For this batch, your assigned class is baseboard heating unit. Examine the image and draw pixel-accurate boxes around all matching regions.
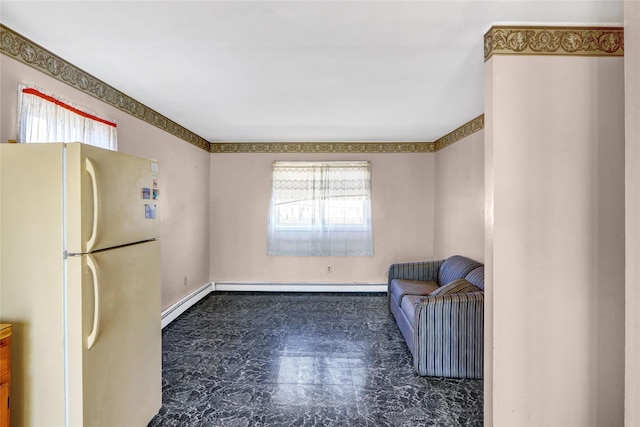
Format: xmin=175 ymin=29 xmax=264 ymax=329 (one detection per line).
xmin=161 ymin=282 xmax=214 ymax=328
xmin=161 ymin=282 xmax=387 ymax=328
xmin=213 ymin=282 xmax=387 ymax=293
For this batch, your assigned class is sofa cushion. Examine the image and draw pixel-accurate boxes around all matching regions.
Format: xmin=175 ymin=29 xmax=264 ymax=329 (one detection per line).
xmin=465 ymin=267 xmax=485 ymax=290
xmin=400 ymin=294 xmax=425 ymax=324
xmin=389 ymin=279 xmax=439 ymax=307
xmin=438 ymin=255 xmax=483 ymax=286
xmin=430 ymin=279 xmax=482 ymax=297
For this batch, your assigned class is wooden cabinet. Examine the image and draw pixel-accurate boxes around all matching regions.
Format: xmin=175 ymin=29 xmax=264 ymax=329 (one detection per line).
xmin=0 ymin=324 xmax=10 ymax=427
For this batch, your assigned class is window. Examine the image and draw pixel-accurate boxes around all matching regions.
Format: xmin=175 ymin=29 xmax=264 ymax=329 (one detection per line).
xmin=17 ymin=84 xmax=117 ymax=150
xmin=267 ymin=161 xmax=373 ymax=256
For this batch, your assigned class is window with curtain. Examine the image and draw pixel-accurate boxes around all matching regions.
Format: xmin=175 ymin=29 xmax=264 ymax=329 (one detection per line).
xmin=17 ymin=84 xmax=117 ymax=150
xmin=267 ymin=161 xmax=374 ymax=257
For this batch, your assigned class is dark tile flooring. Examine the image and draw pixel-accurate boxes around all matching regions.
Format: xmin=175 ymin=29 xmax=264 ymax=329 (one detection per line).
xmin=148 ymin=292 xmax=483 ymax=427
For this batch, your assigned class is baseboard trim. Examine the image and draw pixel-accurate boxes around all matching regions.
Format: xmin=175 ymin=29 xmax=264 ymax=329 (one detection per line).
xmin=213 ymin=282 xmax=387 ymax=293
xmin=161 ymin=282 xmax=387 ymax=328
xmin=161 ymin=282 xmax=214 ymax=329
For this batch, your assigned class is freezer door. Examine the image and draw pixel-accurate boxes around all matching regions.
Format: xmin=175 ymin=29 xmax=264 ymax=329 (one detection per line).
xmin=66 ymin=143 xmax=160 ymax=253
xmin=66 ymin=240 xmax=161 ymax=426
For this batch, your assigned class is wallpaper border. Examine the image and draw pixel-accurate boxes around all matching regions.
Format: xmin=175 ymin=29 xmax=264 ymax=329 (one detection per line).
xmin=484 ymin=25 xmax=624 ymax=61
xmin=0 ymin=24 xmax=210 ymax=151
xmin=210 ymin=115 xmax=486 ymax=154
xmin=434 ymin=115 xmax=484 ymax=151
xmin=209 ymin=141 xmax=435 ymax=154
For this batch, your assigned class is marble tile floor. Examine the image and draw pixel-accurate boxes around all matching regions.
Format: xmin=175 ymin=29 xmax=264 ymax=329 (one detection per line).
xmin=148 ymin=292 xmax=483 ymax=427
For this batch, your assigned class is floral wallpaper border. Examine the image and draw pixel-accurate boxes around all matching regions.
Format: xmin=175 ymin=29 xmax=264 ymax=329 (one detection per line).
xmin=209 ymin=141 xmax=435 ymax=154
xmin=0 ymin=24 xmax=210 ymax=151
xmin=434 ymin=115 xmax=484 ymax=151
xmin=484 ymin=26 xmax=624 ymax=61
xmin=210 ymin=115 xmax=486 ymax=154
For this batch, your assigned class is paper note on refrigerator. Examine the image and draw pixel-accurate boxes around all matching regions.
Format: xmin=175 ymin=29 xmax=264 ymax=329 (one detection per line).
xmin=145 ymin=204 xmax=156 ymax=219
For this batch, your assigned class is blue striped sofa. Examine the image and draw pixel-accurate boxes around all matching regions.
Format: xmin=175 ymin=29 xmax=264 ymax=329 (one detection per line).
xmin=388 ymin=255 xmax=484 ymax=379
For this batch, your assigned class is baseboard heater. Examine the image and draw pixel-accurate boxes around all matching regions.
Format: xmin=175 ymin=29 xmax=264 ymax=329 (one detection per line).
xmin=213 ymin=282 xmax=387 ymax=293
xmin=161 ymin=282 xmax=214 ymax=329
xmin=161 ymin=281 xmax=387 ymax=328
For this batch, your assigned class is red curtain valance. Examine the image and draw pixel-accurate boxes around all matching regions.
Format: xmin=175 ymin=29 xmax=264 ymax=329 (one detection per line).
xmin=22 ymin=87 xmax=117 ymax=128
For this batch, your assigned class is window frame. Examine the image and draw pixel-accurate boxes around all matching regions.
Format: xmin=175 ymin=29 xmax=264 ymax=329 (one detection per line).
xmin=266 ymin=160 xmax=374 ymax=257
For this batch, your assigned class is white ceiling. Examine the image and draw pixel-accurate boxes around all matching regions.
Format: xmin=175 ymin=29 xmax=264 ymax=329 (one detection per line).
xmin=0 ymin=1 xmax=623 ymax=143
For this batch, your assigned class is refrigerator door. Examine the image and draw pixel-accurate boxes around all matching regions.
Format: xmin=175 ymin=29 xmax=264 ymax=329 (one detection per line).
xmin=66 ymin=142 xmax=160 ymax=254
xmin=66 ymin=240 xmax=161 ymax=426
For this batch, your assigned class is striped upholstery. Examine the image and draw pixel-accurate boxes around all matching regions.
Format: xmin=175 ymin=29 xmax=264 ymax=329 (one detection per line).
xmin=389 ymin=291 xmax=416 ymax=355
xmin=389 ymin=279 xmax=439 ymax=307
xmin=400 ymin=294 xmax=426 ymax=325
xmin=465 ymin=267 xmax=485 ymax=290
xmin=388 ymin=255 xmax=484 ymax=379
xmin=429 ymin=279 xmax=481 ymax=297
xmin=438 ymin=255 xmax=482 ymax=287
xmin=413 ymin=292 xmax=484 ymax=379
xmin=388 ymin=260 xmax=444 ymax=283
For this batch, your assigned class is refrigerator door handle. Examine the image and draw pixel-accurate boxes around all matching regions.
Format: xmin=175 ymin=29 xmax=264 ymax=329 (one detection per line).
xmin=86 ymin=158 xmax=99 ymax=252
xmin=86 ymin=254 xmax=100 ymax=350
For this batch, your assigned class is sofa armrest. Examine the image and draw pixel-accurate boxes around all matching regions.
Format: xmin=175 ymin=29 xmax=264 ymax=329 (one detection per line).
xmin=388 ymin=260 xmax=444 ymax=285
xmin=413 ymin=292 xmax=483 ymax=379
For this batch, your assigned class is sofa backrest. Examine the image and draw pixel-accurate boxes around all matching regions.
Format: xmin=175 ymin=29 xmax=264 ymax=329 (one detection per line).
xmin=465 ymin=267 xmax=485 ymax=290
xmin=438 ymin=255 xmax=483 ymax=286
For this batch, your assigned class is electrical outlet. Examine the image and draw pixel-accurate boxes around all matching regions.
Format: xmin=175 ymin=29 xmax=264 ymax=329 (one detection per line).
xmin=183 ymin=276 xmax=188 ymax=287
xmin=327 ymin=266 xmax=331 ymax=272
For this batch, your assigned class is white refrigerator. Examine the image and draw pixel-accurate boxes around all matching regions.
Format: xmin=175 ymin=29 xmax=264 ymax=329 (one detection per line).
xmin=0 ymin=142 xmax=162 ymax=426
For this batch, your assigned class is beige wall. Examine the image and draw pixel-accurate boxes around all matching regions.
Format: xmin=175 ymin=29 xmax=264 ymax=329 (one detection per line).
xmin=0 ymin=56 xmax=211 ymax=310
xmin=626 ymin=1 xmax=640 ymax=425
xmin=210 ymin=152 xmax=435 ymax=284
xmin=486 ymin=54 xmax=625 ymax=425
xmin=483 ymin=57 xmax=495 ymax=426
xmin=434 ymin=130 xmax=484 ymax=262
